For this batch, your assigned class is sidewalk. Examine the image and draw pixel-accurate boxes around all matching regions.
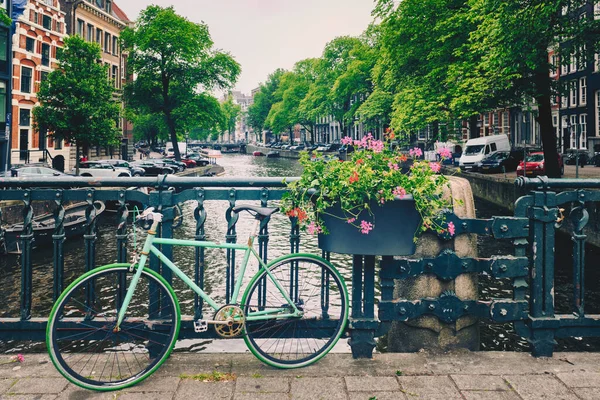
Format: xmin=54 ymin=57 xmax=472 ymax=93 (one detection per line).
xmin=1 ymin=351 xmax=600 ymax=399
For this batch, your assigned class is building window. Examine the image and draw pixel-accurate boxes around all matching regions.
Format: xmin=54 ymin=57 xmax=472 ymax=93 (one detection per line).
xmin=77 ymin=19 xmax=84 ymax=36
xmin=570 ymin=80 xmax=578 ymax=107
xmin=31 ymin=11 xmax=38 ymax=24
xmin=112 ymin=36 xmax=118 ymax=55
xmin=595 ymin=3 xmax=600 ymax=20
xmin=570 ymin=51 xmax=577 ymax=73
xmin=43 ymin=0 xmax=53 ymax=6
xmin=0 ymin=82 xmax=6 ymax=125
xmin=42 ymin=15 xmax=52 ymax=30
xmin=106 ymin=0 xmax=112 ymax=13
xmin=96 ymin=28 xmax=102 ymax=45
xmin=41 ymin=71 xmax=49 ymax=83
xmin=561 ymin=54 xmax=569 ymax=75
xmin=104 ymin=32 xmax=110 ymax=52
xmin=550 ymin=54 xmax=558 ymax=76
xmin=112 ymin=65 xmax=118 ymax=87
xmin=21 ymin=66 xmax=32 ymax=93
xmin=95 ymin=0 xmax=104 ymax=9
xmin=41 ymin=43 xmax=50 ymax=66
xmin=580 ymin=77 xmax=587 ymax=105
xmin=56 ymin=21 xmax=62 ymax=34
xmin=25 ymin=37 xmax=35 ymax=52
xmin=19 ymin=109 xmax=31 ymax=126
xmin=580 ymin=114 xmax=587 ymax=149
xmin=87 ymin=24 xmax=94 ymax=42
xmin=54 ymin=138 xmax=62 ymax=150
xmin=570 ymin=114 xmax=578 ymax=149
xmin=595 ymin=53 xmax=599 ymax=72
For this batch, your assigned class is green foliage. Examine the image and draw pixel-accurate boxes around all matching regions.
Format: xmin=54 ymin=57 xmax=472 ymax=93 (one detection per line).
xmin=122 ymin=5 xmax=239 ymax=159
xmin=128 ymin=112 xmax=168 ymax=145
xmin=33 ymin=36 xmax=121 ymax=152
xmin=220 ymin=95 xmax=241 ymax=140
xmin=247 ymin=69 xmax=285 ymax=135
xmin=0 ymin=9 xmax=11 ymax=26
xmin=282 ymin=134 xmax=451 ymax=239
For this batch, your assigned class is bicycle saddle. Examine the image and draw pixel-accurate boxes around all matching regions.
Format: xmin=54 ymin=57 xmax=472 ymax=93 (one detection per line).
xmin=233 ymin=205 xmax=279 ymax=218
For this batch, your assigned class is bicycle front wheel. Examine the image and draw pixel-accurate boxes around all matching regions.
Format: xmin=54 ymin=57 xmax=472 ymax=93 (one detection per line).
xmin=46 ymin=264 xmax=180 ymax=391
xmin=242 ymin=254 xmax=349 ymax=368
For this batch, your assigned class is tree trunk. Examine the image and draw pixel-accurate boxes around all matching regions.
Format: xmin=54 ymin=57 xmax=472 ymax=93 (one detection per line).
xmin=469 ymin=115 xmax=479 ymax=139
xmin=534 ymin=68 xmax=560 ymax=178
xmin=165 ymin=110 xmax=181 ymax=160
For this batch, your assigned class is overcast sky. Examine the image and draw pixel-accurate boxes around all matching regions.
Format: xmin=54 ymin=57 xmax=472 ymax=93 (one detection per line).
xmin=117 ymin=1 xmax=376 ymax=94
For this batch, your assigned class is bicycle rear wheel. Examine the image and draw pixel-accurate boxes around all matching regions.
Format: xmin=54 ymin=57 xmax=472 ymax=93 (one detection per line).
xmin=242 ymin=254 xmax=349 ymax=368
xmin=46 ymin=264 xmax=180 ymax=391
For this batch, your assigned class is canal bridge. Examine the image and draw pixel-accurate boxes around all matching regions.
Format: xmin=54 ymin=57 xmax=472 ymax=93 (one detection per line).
xmin=0 ymin=174 xmax=599 ymax=358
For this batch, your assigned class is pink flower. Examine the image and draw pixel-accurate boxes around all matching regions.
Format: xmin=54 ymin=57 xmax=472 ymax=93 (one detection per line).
xmin=388 ymin=162 xmax=399 ymax=171
xmin=360 ymin=220 xmax=374 ymax=235
xmin=447 ymin=221 xmax=456 ymax=236
xmin=368 ymin=140 xmax=385 ymax=153
xmin=17 ymin=354 xmax=24 ymax=363
xmin=307 ymin=221 xmax=322 ymax=235
xmin=409 ymin=147 xmax=423 ymax=158
xmin=341 ymin=136 xmax=353 ymax=145
xmin=393 ymin=186 xmax=406 ymax=198
xmin=380 ymin=198 xmax=385 ymax=204
xmin=347 ymin=217 xmax=356 ymax=224
xmin=437 ymin=147 xmax=452 ymax=159
xmin=430 ymin=162 xmax=441 ymax=173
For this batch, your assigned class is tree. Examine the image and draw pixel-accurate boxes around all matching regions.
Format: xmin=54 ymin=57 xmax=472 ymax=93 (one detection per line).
xmin=128 ymin=112 xmax=168 ymax=146
xmin=247 ymin=69 xmax=285 ymax=137
xmin=122 ymin=6 xmax=240 ymax=160
xmin=33 ymin=35 xmax=121 ymax=174
xmin=220 ymin=95 xmax=241 ymax=142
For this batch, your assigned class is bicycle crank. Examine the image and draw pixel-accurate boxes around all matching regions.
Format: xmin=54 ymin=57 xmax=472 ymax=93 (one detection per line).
xmin=213 ymin=305 xmax=245 ymax=338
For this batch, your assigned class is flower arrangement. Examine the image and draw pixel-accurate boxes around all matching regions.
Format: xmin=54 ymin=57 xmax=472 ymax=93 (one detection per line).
xmin=282 ymin=131 xmax=455 ymax=241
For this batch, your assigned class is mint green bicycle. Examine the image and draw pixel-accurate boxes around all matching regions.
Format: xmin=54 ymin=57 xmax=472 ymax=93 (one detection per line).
xmin=46 ymin=205 xmax=349 ymax=391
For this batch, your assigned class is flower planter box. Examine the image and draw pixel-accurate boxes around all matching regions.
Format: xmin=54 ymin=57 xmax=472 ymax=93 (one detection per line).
xmin=317 ymin=196 xmax=421 ymax=256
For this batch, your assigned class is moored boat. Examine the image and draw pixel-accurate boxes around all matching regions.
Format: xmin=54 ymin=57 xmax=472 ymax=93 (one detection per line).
xmin=266 ymin=151 xmax=280 ymax=158
xmin=253 ymin=151 xmax=265 ymax=156
xmin=0 ymin=202 xmax=105 ymax=254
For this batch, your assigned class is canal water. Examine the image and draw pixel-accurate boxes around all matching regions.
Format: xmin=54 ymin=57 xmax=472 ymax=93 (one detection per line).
xmin=1 ymin=154 xmax=599 ymax=353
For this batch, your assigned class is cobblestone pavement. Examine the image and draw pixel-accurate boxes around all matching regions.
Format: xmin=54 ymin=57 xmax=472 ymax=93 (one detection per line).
xmin=2 ymin=351 xmax=600 ymax=399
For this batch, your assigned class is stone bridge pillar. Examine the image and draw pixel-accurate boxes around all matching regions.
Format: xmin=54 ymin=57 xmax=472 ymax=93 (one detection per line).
xmin=386 ymin=176 xmax=479 ymax=352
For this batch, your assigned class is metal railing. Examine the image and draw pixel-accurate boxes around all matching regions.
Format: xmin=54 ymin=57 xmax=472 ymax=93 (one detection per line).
xmin=0 ymin=175 xmax=598 ymax=358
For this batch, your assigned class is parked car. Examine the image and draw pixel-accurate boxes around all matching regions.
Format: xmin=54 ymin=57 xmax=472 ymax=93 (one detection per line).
xmin=516 ymin=152 xmax=564 ymax=177
xmin=130 ymin=161 xmax=175 ymax=176
xmin=563 ymin=149 xmax=589 ymax=166
xmin=98 ymin=159 xmax=145 ymax=177
xmin=179 ymin=158 xmax=197 ymax=168
xmin=459 ymin=135 xmax=511 ymax=171
xmin=186 ymin=153 xmax=211 ymax=167
xmin=73 ymin=161 xmax=132 ymax=177
xmin=2 ymin=164 xmax=68 ymax=178
xmin=305 ymin=143 xmax=319 ymax=152
xmin=476 ymin=151 xmax=520 ymax=173
xmin=159 ymin=158 xmax=187 ymax=172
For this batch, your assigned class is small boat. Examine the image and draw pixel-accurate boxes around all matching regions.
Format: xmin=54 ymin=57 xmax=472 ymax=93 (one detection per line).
xmin=253 ymin=151 xmax=265 ymax=157
xmin=200 ymin=148 xmax=223 ymax=159
xmin=266 ymin=151 xmax=280 ymax=158
xmin=0 ymin=202 xmax=106 ymax=254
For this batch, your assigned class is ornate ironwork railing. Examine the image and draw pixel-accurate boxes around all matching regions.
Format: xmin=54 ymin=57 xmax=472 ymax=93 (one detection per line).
xmin=0 ymin=175 xmax=598 ymax=358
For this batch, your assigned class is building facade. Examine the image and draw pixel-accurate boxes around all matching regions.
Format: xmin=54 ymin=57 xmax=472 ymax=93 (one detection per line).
xmin=10 ymin=0 xmax=66 ymax=168
xmin=0 ymin=0 xmax=12 ymax=173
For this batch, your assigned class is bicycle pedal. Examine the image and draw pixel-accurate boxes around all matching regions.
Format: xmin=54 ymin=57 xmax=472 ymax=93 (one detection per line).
xmin=194 ymin=320 xmax=208 ymax=333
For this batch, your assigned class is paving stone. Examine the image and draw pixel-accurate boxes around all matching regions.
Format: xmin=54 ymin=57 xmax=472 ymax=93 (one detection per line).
xmin=461 ymin=391 xmax=522 ymax=400
xmin=291 ymin=377 xmax=347 ymax=400
xmin=504 ymin=374 xmax=579 ymax=400
xmin=0 ymin=395 xmax=58 ymax=400
xmin=123 ymin=376 xmax=180 ymax=392
xmin=54 ymin=385 xmax=118 ymax=400
xmin=556 ymin=372 xmax=600 ymax=388
xmin=0 ymin=360 xmax=61 ymax=379
xmin=174 ymin=381 xmax=234 ymax=400
xmin=451 ymin=375 xmax=511 ymax=391
xmin=397 ymin=376 xmax=462 ymax=400
xmin=348 ymin=392 xmax=408 ymax=400
xmin=344 ymin=376 xmax=400 ymax=392
xmin=234 ymin=393 xmax=290 ymax=400
xmin=8 ymin=378 xmax=68 ymax=394
xmin=0 ymin=379 xmax=15 ymax=394
xmin=572 ymin=388 xmax=600 ymax=400
xmin=235 ymin=377 xmax=289 ymax=393
xmin=119 ymin=393 xmax=175 ymax=400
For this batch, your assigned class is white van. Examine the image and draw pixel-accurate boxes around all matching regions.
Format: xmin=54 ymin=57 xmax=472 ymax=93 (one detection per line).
xmin=459 ymin=135 xmax=510 ymax=171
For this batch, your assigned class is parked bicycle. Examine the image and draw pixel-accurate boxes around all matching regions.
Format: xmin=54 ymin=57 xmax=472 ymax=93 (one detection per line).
xmin=46 ymin=205 xmax=349 ymax=391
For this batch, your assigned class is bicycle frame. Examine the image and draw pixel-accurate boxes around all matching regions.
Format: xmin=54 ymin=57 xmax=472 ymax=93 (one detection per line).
xmin=116 ymin=216 xmax=302 ymax=328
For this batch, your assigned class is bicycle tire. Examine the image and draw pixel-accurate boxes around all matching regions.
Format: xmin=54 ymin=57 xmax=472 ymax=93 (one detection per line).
xmin=241 ymin=254 xmax=349 ymax=368
xmin=46 ymin=264 xmax=180 ymax=391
